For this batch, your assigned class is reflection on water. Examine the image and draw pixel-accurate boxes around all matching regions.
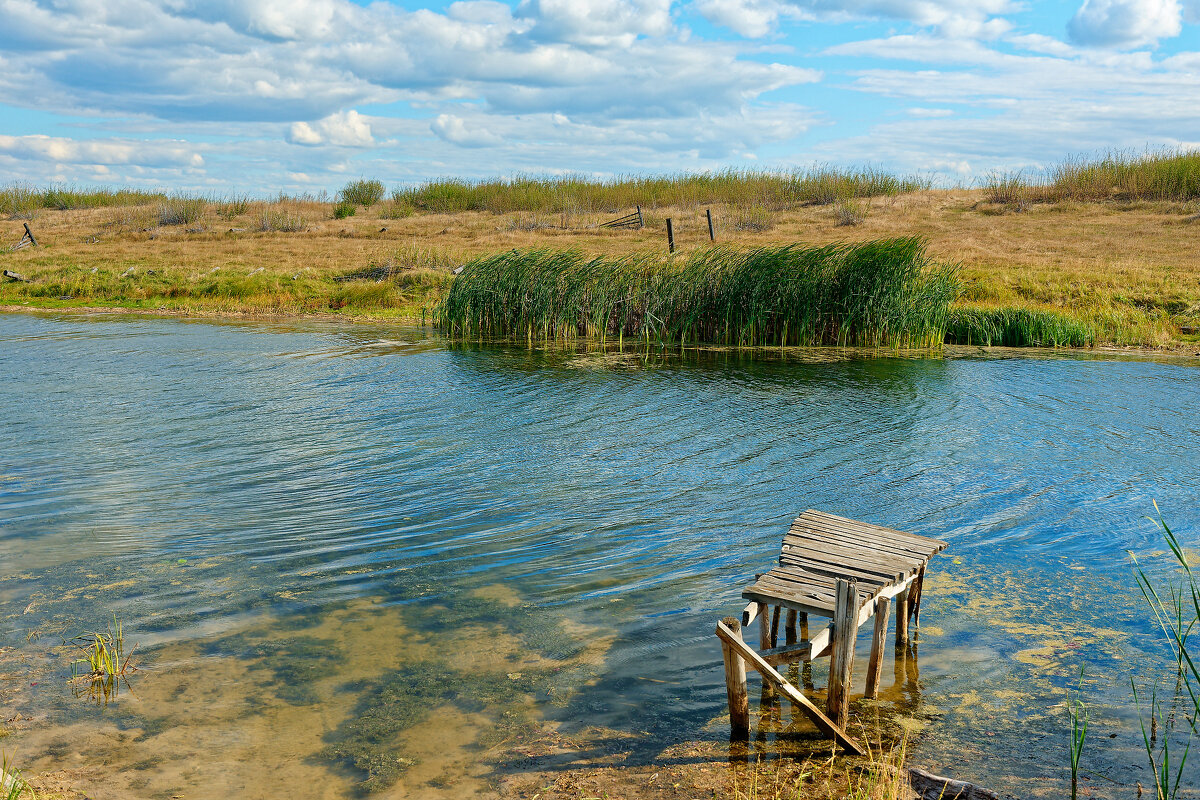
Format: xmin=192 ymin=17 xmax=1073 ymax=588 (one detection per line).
xmin=2 ymin=312 xmax=1200 ymax=798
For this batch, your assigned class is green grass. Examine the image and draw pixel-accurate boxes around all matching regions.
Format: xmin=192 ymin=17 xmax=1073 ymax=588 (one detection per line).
xmin=437 ymin=239 xmax=960 ymax=348
xmin=340 ymin=179 xmax=385 ymax=207
xmin=945 ymin=306 xmax=1095 ymax=347
xmin=397 ymin=167 xmax=930 ymax=215
xmin=156 ymin=197 xmax=206 ymax=226
xmin=979 ymin=150 xmax=1200 ymax=206
xmin=1 ymin=752 xmax=34 ymax=800
xmin=1 ymin=183 xmax=169 ymax=215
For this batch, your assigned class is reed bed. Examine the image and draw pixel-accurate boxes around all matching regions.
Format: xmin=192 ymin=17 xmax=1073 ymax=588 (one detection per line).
xmin=397 ymin=167 xmax=929 ymax=215
xmin=1 ymin=183 xmax=169 ymax=215
xmin=945 ymin=307 xmax=1095 ymax=347
xmin=436 ymin=239 xmax=959 ymax=348
xmin=981 ymin=149 xmax=1200 ymax=206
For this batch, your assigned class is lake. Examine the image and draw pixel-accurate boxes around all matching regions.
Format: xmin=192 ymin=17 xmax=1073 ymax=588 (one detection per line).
xmin=2 ymin=311 xmax=1199 ymax=798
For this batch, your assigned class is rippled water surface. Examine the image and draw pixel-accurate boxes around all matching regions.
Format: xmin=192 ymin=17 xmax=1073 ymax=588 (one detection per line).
xmin=3 ymin=312 xmax=1200 ymax=798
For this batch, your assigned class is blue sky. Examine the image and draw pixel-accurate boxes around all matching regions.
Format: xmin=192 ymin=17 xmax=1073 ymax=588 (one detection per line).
xmin=1 ymin=0 xmax=1198 ymax=193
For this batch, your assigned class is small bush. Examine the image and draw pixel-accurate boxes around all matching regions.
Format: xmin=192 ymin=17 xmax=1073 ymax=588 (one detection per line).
xmin=340 ymin=179 xmax=385 ymax=207
xmin=833 ymin=198 xmax=869 ymax=226
xmin=259 ymin=210 xmax=308 ymax=232
xmin=333 ymin=201 xmax=357 ymax=220
xmin=157 ymin=197 xmax=206 ymax=226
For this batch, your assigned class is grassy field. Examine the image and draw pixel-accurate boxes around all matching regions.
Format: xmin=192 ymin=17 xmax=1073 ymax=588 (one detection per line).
xmin=3 ymin=168 xmax=1200 ymax=349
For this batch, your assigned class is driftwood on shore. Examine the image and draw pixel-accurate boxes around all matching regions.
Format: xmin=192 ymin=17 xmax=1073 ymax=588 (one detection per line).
xmin=909 ymin=767 xmax=1003 ymax=800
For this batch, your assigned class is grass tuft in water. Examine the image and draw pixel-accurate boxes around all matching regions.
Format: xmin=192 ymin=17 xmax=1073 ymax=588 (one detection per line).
xmin=1 ymin=752 xmax=35 ymax=800
xmin=437 ymin=240 xmax=959 ymax=349
xmin=68 ymin=615 xmax=138 ymax=705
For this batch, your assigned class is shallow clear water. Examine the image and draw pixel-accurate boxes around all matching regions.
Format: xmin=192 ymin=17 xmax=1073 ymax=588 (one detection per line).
xmin=2 ymin=312 xmax=1199 ymax=798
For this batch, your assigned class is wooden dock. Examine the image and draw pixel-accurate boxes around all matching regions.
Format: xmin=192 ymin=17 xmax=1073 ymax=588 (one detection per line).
xmin=716 ymin=509 xmax=946 ymax=754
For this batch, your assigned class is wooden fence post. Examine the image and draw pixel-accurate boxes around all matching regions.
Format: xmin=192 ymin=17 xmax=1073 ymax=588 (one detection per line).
xmin=827 ymin=578 xmax=857 ymax=726
xmin=706 ymin=208 xmax=715 ymax=241
xmin=636 ymin=205 xmax=644 ymax=228
xmin=666 ymin=218 xmax=675 ymax=253
xmin=720 ymin=616 xmax=750 ymax=739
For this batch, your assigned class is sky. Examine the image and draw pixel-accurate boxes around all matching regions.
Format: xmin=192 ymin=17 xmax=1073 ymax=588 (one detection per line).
xmin=1 ymin=0 xmax=1198 ymax=194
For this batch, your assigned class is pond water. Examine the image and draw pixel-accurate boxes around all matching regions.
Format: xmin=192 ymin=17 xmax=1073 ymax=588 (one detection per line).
xmin=2 ymin=311 xmax=1199 ymax=799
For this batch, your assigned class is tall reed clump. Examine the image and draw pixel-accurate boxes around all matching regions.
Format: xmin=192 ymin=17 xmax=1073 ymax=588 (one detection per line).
xmin=156 ymin=197 xmax=206 ymax=226
xmin=340 ymin=179 xmax=386 ymax=207
xmin=397 ymin=167 xmax=929 ymax=214
xmin=436 ymin=239 xmax=959 ymax=348
xmin=1051 ymin=149 xmax=1200 ymax=202
xmin=944 ymin=307 xmax=1095 ymax=347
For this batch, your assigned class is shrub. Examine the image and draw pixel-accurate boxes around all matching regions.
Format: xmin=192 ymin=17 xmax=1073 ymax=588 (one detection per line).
xmin=333 ymin=201 xmax=357 ymax=220
xmin=340 ymin=179 xmax=386 ymax=207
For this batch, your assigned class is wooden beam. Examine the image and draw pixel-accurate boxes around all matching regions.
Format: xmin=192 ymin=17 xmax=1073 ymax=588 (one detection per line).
xmin=865 ymin=595 xmax=890 ymax=699
xmin=827 ymin=578 xmax=857 ymax=725
xmin=741 ymin=601 xmax=759 ymax=627
xmin=23 ymin=223 xmax=37 ymax=247
xmin=715 ymin=620 xmax=864 ymax=756
xmin=719 ymin=616 xmax=750 ymax=739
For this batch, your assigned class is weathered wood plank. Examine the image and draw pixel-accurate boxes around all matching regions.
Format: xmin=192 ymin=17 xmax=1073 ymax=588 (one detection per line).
xmin=789 ymin=518 xmax=939 ymax=559
xmin=792 ymin=514 xmax=945 ymax=554
xmin=865 ymin=595 xmax=890 ymax=699
xmin=827 ymin=578 xmax=857 ymax=725
xmin=715 ymin=620 xmax=865 ymax=755
xmin=801 ymin=509 xmax=947 ymax=549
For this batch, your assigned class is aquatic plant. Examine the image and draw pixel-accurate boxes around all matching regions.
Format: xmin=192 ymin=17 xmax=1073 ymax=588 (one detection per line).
xmin=1066 ymin=669 xmax=1088 ymax=800
xmin=944 ymin=306 xmax=1095 ymax=347
xmin=68 ymin=615 xmax=137 ymax=704
xmin=1 ymin=753 xmax=35 ymax=800
xmin=1129 ymin=507 xmax=1198 ymax=800
xmin=437 ymin=240 xmax=960 ymax=349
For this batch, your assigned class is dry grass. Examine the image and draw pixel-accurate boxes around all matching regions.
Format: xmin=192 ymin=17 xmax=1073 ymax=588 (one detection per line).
xmin=1 ymin=190 xmax=1198 ymax=346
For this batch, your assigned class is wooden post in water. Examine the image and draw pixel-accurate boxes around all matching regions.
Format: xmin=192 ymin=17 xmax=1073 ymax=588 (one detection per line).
xmin=784 ymin=609 xmax=797 ymax=645
xmin=757 ymin=602 xmax=775 ymax=698
xmin=720 ymin=616 xmax=750 ymax=739
xmin=895 ymin=586 xmax=910 ymax=647
xmin=769 ymin=606 xmax=780 ymax=648
xmin=706 ymin=208 xmax=715 ymax=241
xmin=827 ymin=578 xmax=857 ymax=725
xmin=865 ymin=595 xmax=890 ymax=699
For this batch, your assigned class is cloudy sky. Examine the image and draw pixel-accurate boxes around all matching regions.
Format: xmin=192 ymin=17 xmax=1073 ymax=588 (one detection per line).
xmin=1 ymin=0 xmax=1198 ymax=193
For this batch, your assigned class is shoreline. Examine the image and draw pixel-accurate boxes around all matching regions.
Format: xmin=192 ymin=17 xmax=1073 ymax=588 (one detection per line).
xmin=5 ymin=303 xmax=1200 ymax=362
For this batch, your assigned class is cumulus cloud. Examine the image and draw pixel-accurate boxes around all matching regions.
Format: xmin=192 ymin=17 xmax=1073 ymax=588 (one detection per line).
xmin=696 ymin=0 xmax=1018 ymax=38
xmin=1068 ymin=0 xmax=1183 ymax=48
xmin=288 ymin=111 xmax=374 ymax=147
xmin=431 ymin=114 xmax=504 ymax=147
xmin=517 ymin=0 xmax=672 ymax=45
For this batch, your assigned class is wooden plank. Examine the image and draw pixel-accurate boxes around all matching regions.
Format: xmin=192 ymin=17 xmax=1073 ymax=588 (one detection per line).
xmin=802 ymin=510 xmax=947 ymax=550
xmin=793 ymin=512 xmax=945 ymax=554
xmin=782 ymin=530 xmax=922 ymax=568
xmin=3 ymin=269 xmax=28 ymax=282
xmin=790 ymin=517 xmax=940 ymax=558
xmin=781 ymin=541 xmax=916 ymax=578
xmin=865 ymin=595 xmax=890 ymax=699
xmin=715 ymin=620 xmax=865 ymax=755
xmin=760 ymin=639 xmax=812 ymax=665
xmin=827 ymin=578 xmax=857 ymax=725
xmin=720 ymin=616 xmax=750 ymax=739
xmin=807 ymin=572 xmax=917 ymax=659
xmin=741 ymin=601 xmax=759 ymax=627
xmin=779 ymin=552 xmax=904 ymax=584
xmin=784 ymin=526 xmax=933 ymax=563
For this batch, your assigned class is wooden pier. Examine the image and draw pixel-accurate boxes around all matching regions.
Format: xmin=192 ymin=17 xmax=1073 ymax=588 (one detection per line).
xmin=717 ymin=509 xmax=946 ymax=754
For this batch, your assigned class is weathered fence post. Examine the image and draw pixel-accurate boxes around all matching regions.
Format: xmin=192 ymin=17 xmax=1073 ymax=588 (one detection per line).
xmin=23 ymin=223 xmax=37 ymax=247
xmin=666 ymin=218 xmax=675 ymax=253
xmin=896 ymin=586 xmax=910 ymax=647
xmin=827 ymin=578 xmax=857 ymax=725
xmin=636 ymin=205 xmax=644 ymax=228
xmin=720 ymin=616 xmax=750 ymax=739
xmin=706 ymin=208 xmax=715 ymax=241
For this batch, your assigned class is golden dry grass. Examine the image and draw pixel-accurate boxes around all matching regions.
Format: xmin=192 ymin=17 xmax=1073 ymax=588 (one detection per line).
xmin=2 ymin=191 xmax=1198 ymax=347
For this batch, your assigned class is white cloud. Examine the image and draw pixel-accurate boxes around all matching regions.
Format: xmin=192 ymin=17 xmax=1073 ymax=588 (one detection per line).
xmin=288 ymin=111 xmax=374 ymax=147
xmin=430 ymin=114 xmax=504 ymax=147
xmin=1068 ymin=0 xmax=1182 ymax=48
xmin=517 ymin=0 xmax=672 ymax=45
xmin=696 ymin=0 xmax=1018 ymax=38
xmin=0 ymin=134 xmax=203 ymax=168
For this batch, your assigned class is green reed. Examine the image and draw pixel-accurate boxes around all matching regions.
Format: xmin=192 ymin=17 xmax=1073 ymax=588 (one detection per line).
xmin=397 ymin=167 xmax=929 ymax=215
xmin=436 ymin=239 xmax=959 ymax=348
xmin=945 ymin=307 xmax=1095 ymax=347
xmin=1 ymin=752 xmax=35 ymax=800
xmin=1066 ymin=668 xmax=1088 ymax=800
xmin=1051 ymin=149 xmax=1200 ymax=202
xmin=68 ymin=615 xmax=137 ymax=705
xmin=1129 ymin=507 xmax=1198 ymax=800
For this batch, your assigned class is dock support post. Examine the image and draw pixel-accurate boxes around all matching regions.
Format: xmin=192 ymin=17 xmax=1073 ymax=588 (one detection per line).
xmin=865 ymin=595 xmax=890 ymax=699
xmin=827 ymin=578 xmax=857 ymax=726
xmin=720 ymin=616 xmax=750 ymax=740
xmin=895 ymin=586 xmax=910 ymax=647
xmin=769 ymin=606 xmax=780 ymax=648
xmin=757 ymin=603 xmax=775 ymax=697
xmin=784 ymin=609 xmax=797 ymax=645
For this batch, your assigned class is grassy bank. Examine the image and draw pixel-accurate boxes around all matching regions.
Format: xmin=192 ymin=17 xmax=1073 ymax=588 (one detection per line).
xmin=438 ymin=240 xmax=958 ymax=348
xmin=984 ymin=148 xmax=1200 ymax=206
xmin=2 ymin=171 xmax=1199 ymax=348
